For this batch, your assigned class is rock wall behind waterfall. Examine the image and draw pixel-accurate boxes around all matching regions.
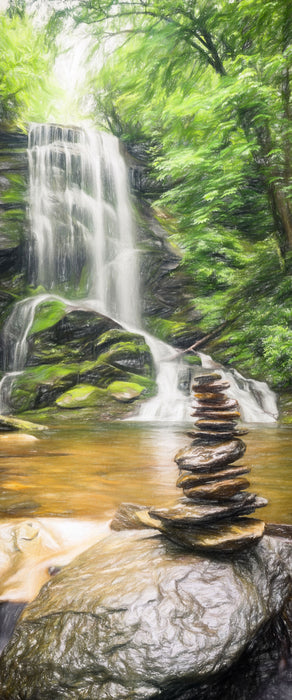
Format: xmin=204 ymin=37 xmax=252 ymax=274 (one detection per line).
xmin=0 ymin=131 xmax=28 ymax=336
xmin=125 ymin=143 xmax=202 ymax=350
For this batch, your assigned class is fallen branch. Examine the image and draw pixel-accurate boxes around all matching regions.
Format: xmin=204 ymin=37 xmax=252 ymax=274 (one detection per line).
xmin=165 ymin=322 xmax=228 ymax=362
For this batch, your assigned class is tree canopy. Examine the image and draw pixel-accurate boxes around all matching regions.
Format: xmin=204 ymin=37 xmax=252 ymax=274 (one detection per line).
xmin=0 ymin=5 xmax=60 ymax=129
xmin=0 ymin=0 xmax=291 ymax=388
xmin=72 ymin=0 xmax=292 ymax=386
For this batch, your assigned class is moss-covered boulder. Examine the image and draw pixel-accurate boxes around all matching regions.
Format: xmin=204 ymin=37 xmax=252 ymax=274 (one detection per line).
xmin=26 ymin=304 xmax=122 ymax=366
xmin=107 ymin=381 xmax=145 ymax=402
xmin=8 ymin=299 xmax=156 ymax=414
xmin=56 ymin=384 xmax=107 ymax=409
xmin=9 ymin=363 xmax=79 ymax=412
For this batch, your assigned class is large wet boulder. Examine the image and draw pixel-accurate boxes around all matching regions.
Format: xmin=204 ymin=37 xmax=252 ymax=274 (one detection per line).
xmin=0 ymin=529 xmax=291 ymax=700
xmin=8 ymin=301 xmax=155 ymax=413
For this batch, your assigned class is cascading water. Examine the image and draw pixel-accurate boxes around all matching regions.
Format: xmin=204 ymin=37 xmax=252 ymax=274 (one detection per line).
xmin=137 ymin=335 xmax=189 ymax=422
xmin=27 ymin=123 xmax=140 ymax=326
xmin=197 ymin=353 xmax=278 ymax=422
xmin=0 ymin=122 xmax=278 ymax=422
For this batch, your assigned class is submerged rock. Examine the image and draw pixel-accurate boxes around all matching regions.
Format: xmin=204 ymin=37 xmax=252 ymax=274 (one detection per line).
xmin=0 ymin=530 xmax=290 ymax=700
xmin=0 ymin=414 xmax=47 ymax=433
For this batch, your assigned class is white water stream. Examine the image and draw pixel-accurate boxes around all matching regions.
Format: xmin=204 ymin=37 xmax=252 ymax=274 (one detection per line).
xmin=0 ymin=123 xmax=278 ymax=422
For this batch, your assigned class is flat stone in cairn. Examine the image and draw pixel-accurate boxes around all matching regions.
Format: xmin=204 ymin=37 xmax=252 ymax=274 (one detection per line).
xmin=194 ymin=419 xmax=238 ymax=431
xmin=175 ymin=439 xmax=246 ymax=471
xmin=183 ymin=476 xmax=250 ymax=501
xmin=193 ymin=399 xmax=239 ymax=411
xmin=177 ymin=465 xmax=250 ymax=489
xmin=148 ymin=494 xmax=267 ymax=526
xmin=193 ymin=392 xmax=230 ymax=403
xmin=192 ymin=409 xmax=241 ymax=420
xmin=190 ymin=372 xmax=222 ymax=384
xmin=192 ymin=380 xmax=231 ymax=393
xmin=137 ymin=510 xmax=265 ymax=552
xmin=187 ymin=429 xmax=249 ymax=443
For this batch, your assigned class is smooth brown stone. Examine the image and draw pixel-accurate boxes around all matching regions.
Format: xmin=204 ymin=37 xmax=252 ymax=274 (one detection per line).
xmin=192 ymin=399 xmax=239 ymax=411
xmin=138 ymin=513 xmax=265 ymax=552
xmin=183 ymin=477 xmax=250 ymax=501
xmin=191 ymin=410 xmax=241 ymax=420
xmin=192 ymin=380 xmax=230 ymax=393
xmin=194 ymin=419 xmax=237 ymax=431
xmin=187 ymin=431 xmax=237 ymax=443
xmin=175 ymin=439 xmax=246 ymax=471
xmin=149 ymin=494 xmax=267 ymax=527
xmin=110 ymin=503 xmax=149 ymax=531
xmin=187 ymin=430 xmax=248 ymax=443
xmin=176 ymin=465 xmax=250 ymax=488
xmin=192 ymin=373 xmax=222 ymax=384
xmin=194 ymin=392 xmax=229 ymax=402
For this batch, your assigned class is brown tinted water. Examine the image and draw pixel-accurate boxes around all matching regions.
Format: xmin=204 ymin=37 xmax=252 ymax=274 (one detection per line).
xmin=0 ymin=419 xmax=291 ymax=524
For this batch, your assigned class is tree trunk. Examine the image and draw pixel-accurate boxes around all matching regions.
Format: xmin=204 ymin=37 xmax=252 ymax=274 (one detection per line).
xmin=268 ymin=183 xmax=292 ymax=257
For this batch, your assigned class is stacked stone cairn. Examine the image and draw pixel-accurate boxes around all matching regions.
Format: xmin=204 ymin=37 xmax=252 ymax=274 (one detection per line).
xmin=136 ymin=372 xmax=267 ymax=551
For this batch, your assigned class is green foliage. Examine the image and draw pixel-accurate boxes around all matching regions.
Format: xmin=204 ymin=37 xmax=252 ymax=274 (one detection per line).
xmin=79 ymin=0 xmax=292 ymax=387
xmin=7 ymin=0 xmax=25 ymax=19
xmin=0 ymin=12 xmax=58 ymax=128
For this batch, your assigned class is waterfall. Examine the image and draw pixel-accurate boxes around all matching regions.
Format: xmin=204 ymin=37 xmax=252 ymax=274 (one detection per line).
xmin=197 ymin=353 xmax=278 ymax=423
xmin=27 ymin=124 xmax=140 ymax=326
xmin=135 ymin=335 xmax=189 ymax=422
xmin=0 ymin=122 xmax=278 ymax=423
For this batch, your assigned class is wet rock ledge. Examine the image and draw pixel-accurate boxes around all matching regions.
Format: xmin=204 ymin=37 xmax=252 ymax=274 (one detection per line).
xmin=0 ymin=373 xmax=291 ymax=699
xmin=0 ymin=529 xmax=291 ymax=700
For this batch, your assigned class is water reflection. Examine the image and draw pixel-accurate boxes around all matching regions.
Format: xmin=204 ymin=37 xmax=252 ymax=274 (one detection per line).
xmin=0 ymin=421 xmax=291 ymax=524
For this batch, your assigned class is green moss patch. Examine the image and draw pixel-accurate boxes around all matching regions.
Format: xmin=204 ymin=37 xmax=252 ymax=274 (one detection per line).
xmin=107 ymin=381 xmax=145 ymax=403
xmin=56 ymin=384 xmax=107 ymax=409
xmin=10 ymin=363 xmax=79 ymax=412
xmin=28 ymin=299 xmax=67 ymax=336
xmin=95 ymin=329 xmax=147 ymax=353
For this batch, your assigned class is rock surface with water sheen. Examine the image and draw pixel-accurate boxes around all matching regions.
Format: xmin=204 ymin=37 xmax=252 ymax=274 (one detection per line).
xmin=175 ymin=438 xmax=246 ymax=470
xmin=0 ymin=529 xmax=291 ymax=700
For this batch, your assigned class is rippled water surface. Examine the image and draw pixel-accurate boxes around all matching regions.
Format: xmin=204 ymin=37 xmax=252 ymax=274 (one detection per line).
xmin=0 ymin=419 xmax=291 ymax=524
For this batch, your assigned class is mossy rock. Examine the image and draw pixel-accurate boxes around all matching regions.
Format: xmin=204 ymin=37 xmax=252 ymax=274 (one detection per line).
xmin=27 ymin=309 xmax=122 ymax=366
xmin=125 ymin=373 xmax=157 ymax=398
xmin=184 ymin=354 xmax=202 ymax=366
xmin=278 ymin=393 xmax=292 ymax=423
xmin=0 ymin=414 xmax=47 ymax=432
xmin=9 ymin=363 xmax=79 ymax=412
xmin=9 ymin=358 xmax=157 ymax=413
xmin=56 ymin=384 xmax=107 ymax=409
xmin=107 ymin=381 xmax=145 ymax=403
xmin=95 ymin=329 xmax=147 ymax=354
xmin=97 ymin=341 xmax=154 ymax=376
xmin=28 ymin=299 xmax=67 ymax=336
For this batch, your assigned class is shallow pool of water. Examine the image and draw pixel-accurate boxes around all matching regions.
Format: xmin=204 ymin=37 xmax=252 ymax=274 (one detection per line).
xmin=0 ymin=420 xmax=291 ymax=524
